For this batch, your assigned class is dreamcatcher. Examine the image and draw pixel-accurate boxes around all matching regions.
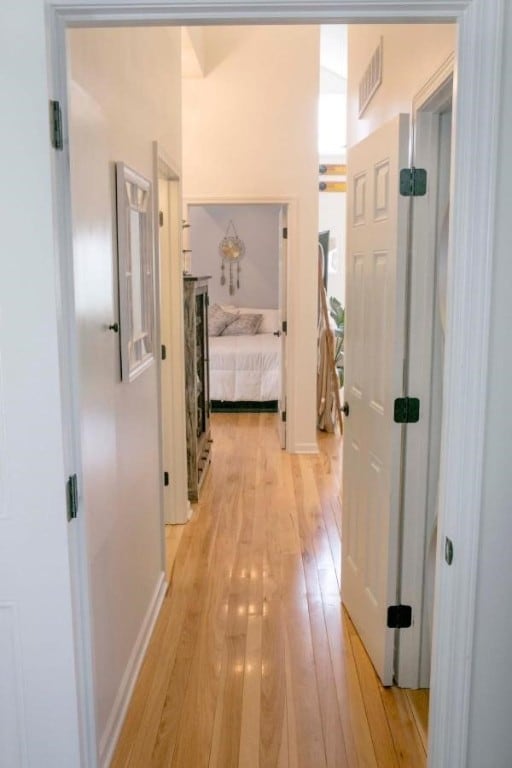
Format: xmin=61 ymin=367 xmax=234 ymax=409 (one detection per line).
xmin=219 ymin=220 xmax=245 ymax=295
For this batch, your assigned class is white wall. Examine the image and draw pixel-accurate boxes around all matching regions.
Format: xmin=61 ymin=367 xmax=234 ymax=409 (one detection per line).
xmin=182 ymin=25 xmax=320 ymax=451
xmin=188 ymin=204 xmax=281 ymax=308
xmin=67 ymin=26 xmax=182 ymax=761
xmin=347 ymin=24 xmax=455 ymax=147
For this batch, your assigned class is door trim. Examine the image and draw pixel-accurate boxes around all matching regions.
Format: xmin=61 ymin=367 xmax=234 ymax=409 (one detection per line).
xmin=184 ymin=195 xmax=296 ymax=451
xmin=154 ymin=144 xmax=192 ymax=525
xmin=46 ymin=2 xmax=504 ymax=766
xmin=397 ymin=55 xmax=455 ymax=689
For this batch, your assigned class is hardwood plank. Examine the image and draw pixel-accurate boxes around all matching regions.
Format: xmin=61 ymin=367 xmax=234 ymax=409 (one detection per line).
xmin=348 ymin=628 xmax=400 ymax=767
xmin=405 ymin=689 xmax=429 ymax=754
xmin=260 ymin=474 xmax=287 ymax=768
xmin=281 ymin=554 xmax=327 ymax=768
xmin=169 ymin=525 xmax=234 ymax=767
xmin=282 ymin=625 xmax=299 ymax=768
xmin=238 ymin=616 xmax=263 ymax=768
xmin=308 ymin=597 xmax=349 ymax=768
xmin=380 ymin=687 xmax=427 ymax=767
xmin=207 ymin=645 xmax=229 ymax=768
xmin=324 ymin=599 xmax=378 ymax=768
xmin=110 ymin=515 xmax=202 ymax=768
xmin=130 ymin=453 xmax=234 ymax=766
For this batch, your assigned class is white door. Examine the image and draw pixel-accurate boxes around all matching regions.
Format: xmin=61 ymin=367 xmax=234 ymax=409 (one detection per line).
xmin=342 ymin=114 xmax=409 ymax=686
xmin=278 ymin=207 xmax=288 ymax=449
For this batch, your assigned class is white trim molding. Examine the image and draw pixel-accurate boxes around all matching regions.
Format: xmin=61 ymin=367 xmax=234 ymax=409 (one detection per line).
xmin=153 ymin=144 xmax=190 ymax=526
xmin=52 ymin=1 xmax=469 ymax=25
xmin=429 ymin=1 xmax=505 ymax=766
xmin=46 ymin=2 xmax=504 ymax=767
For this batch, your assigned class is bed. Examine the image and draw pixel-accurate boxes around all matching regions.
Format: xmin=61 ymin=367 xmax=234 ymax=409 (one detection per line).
xmin=208 ymin=305 xmax=281 ymax=411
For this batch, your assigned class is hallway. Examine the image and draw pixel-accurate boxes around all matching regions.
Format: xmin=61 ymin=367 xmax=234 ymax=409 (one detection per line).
xmin=112 ymin=413 xmax=426 ymax=767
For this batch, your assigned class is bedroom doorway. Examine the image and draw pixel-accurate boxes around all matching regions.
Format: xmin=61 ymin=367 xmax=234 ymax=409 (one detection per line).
xmin=184 ymin=198 xmax=291 ymax=449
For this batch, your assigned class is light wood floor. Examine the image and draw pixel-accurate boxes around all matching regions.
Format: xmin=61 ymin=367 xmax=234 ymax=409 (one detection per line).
xmin=112 ymin=412 xmax=427 ymax=767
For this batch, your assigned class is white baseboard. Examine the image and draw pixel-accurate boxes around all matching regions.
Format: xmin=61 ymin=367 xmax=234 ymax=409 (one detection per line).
xmin=290 ymin=442 xmax=319 ymax=454
xmin=166 ymin=500 xmax=192 ymax=525
xmin=99 ymin=571 xmax=167 ymax=768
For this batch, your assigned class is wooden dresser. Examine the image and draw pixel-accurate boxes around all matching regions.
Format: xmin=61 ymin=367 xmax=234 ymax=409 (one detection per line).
xmin=183 ymin=275 xmax=211 ymax=501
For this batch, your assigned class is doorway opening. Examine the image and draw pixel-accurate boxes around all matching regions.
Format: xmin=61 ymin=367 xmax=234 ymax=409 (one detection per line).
xmin=49 ymin=3 xmax=500 ymax=764
xmin=184 ymin=201 xmax=288 ymax=432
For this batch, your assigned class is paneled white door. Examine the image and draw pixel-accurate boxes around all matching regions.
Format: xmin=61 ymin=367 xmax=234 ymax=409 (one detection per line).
xmin=342 ymin=114 xmax=409 ymax=686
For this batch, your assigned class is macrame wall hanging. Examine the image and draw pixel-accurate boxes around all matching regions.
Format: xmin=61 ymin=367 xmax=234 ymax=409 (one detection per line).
xmin=219 ymin=220 xmax=245 ymax=295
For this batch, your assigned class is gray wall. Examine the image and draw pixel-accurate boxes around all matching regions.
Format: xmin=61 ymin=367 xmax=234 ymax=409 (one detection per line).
xmin=188 ymin=204 xmax=281 ymax=308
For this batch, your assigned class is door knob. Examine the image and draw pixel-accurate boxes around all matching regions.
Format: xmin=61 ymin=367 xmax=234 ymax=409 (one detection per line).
xmin=341 ymin=401 xmax=350 ymax=417
xmin=273 ymin=330 xmax=282 ymax=337
xmin=108 ymin=322 xmax=119 ymax=333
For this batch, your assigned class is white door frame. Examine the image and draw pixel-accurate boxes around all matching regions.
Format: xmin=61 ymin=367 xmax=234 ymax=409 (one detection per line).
xmin=278 ymin=204 xmax=288 ymax=449
xmin=184 ymin=195 xmax=295 ymax=451
xmin=46 ymin=2 xmax=504 ymax=767
xmin=398 ymin=55 xmax=455 ymax=689
xmin=154 ymin=145 xmax=192 ymax=525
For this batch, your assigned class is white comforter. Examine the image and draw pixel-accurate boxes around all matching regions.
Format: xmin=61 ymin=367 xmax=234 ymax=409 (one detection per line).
xmin=209 ymin=333 xmax=281 ymax=402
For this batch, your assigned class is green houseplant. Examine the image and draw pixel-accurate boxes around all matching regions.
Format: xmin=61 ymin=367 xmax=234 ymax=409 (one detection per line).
xmin=329 ymin=296 xmax=345 ymax=387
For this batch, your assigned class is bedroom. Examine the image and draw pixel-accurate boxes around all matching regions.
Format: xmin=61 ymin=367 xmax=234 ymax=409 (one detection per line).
xmin=186 ymin=202 xmax=285 ymax=416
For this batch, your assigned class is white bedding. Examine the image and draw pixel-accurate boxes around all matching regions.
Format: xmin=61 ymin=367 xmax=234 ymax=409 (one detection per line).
xmin=209 ymin=332 xmax=281 ymax=402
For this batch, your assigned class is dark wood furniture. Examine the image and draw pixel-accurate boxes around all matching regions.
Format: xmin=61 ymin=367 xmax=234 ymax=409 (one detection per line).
xmin=183 ymin=275 xmax=211 ymax=501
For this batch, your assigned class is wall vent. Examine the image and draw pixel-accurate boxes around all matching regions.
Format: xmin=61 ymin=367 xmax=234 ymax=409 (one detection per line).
xmin=358 ymin=38 xmax=383 ymax=118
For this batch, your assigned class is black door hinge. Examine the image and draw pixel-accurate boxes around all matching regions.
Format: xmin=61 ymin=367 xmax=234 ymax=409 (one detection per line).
xmin=400 ymin=167 xmax=427 ymax=197
xmin=281 ymin=410 xmax=287 ymax=423
xmin=282 ymin=227 xmax=288 ymax=239
xmin=159 ymin=210 xmax=164 ymax=227
xmin=50 ymin=100 xmax=64 ymax=150
xmin=387 ymin=604 xmax=412 ymax=629
xmin=282 ymin=320 xmax=287 ymax=334
xmin=394 ymin=397 xmax=420 ymax=424
xmin=67 ymin=474 xmax=78 ymax=522
xmin=164 ymin=471 xmax=170 ymax=487
xmin=161 ymin=344 xmax=167 ymax=360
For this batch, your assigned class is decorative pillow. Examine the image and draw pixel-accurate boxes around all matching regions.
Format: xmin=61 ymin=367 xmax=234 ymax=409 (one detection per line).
xmin=256 ymin=309 xmax=280 ymax=334
xmin=208 ymin=304 xmax=239 ymax=336
xmin=227 ymin=307 xmax=280 ymax=334
xmin=221 ymin=313 xmax=263 ymax=336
